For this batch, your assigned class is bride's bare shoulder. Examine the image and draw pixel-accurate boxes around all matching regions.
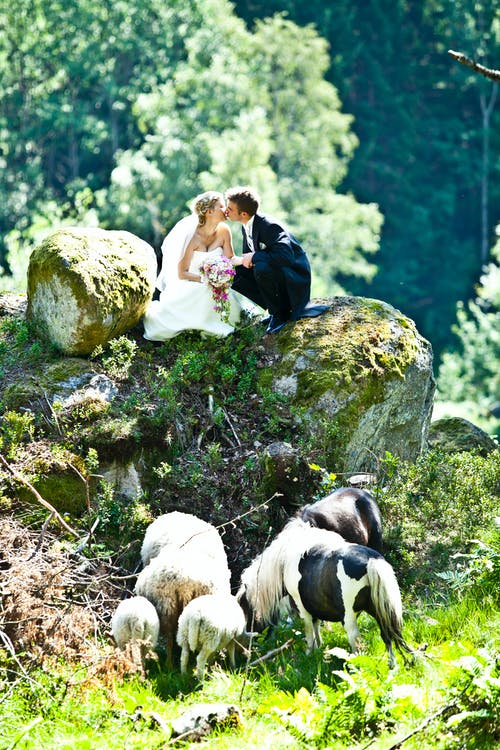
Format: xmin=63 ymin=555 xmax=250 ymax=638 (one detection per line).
xmin=217 ymin=222 xmax=231 ymax=237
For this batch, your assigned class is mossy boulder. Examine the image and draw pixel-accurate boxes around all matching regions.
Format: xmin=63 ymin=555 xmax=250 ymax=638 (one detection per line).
xmin=261 ymin=296 xmax=435 ymax=473
xmin=2 ymin=358 xmax=113 ymax=412
xmin=428 ymin=416 xmax=499 ymax=456
xmin=27 ymin=227 xmax=157 ymax=355
xmin=7 ymin=442 xmax=90 ymax=515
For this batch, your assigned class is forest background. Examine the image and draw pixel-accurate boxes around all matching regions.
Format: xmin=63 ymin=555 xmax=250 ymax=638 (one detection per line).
xmin=0 ymin=0 xmax=499 ymax=437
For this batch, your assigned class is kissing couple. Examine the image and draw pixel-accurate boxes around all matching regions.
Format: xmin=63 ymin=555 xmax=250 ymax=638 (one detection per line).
xmin=143 ymin=186 xmax=329 ymax=341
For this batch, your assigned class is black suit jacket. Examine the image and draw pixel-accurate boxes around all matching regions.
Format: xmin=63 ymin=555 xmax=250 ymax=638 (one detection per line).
xmin=243 ymin=213 xmax=309 ymax=271
xmin=235 ymin=213 xmax=311 ymax=318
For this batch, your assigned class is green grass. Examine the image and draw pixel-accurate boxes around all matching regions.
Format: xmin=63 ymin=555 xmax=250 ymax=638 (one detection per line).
xmin=2 ymin=592 xmax=499 ymax=750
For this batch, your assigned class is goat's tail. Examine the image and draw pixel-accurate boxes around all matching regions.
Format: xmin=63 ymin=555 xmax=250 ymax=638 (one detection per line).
xmin=367 ymin=557 xmax=413 ymax=660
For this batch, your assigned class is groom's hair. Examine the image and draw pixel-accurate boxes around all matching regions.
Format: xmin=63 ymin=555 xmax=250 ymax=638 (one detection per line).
xmin=225 ymin=186 xmax=260 ymax=216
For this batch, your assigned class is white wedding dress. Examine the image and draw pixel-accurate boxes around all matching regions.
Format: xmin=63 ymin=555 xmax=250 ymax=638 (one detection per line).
xmin=144 ymin=246 xmax=251 ymax=341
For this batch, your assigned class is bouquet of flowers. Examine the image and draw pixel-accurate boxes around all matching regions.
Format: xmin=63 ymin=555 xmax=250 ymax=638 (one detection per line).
xmin=199 ymin=255 xmax=236 ymax=324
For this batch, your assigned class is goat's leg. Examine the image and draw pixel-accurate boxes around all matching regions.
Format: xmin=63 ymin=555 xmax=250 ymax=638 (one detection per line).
xmin=343 ymin=612 xmax=363 ymax=653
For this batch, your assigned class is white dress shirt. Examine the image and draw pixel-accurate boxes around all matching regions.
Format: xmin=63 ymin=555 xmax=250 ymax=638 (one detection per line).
xmin=244 ymin=215 xmax=255 ymax=252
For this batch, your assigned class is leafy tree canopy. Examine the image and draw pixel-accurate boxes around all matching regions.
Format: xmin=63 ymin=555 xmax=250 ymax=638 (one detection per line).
xmin=0 ymin=0 xmax=381 ymax=299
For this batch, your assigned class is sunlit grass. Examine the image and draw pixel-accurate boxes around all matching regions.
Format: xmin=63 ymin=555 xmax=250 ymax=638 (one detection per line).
xmin=2 ymin=594 xmax=498 ymax=750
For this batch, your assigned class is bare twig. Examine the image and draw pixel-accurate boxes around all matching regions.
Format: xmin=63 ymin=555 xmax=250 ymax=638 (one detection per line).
xmin=386 ymin=688 xmax=469 ymax=750
xmin=0 ymin=454 xmax=79 ymax=537
xmin=221 ymin=407 xmax=241 ymax=446
xmin=26 ymin=511 xmax=55 ymax=560
xmin=448 ymin=50 xmax=500 ymax=82
xmin=215 ymin=496 xmax=275 ymax=535
xmin=248 ymin=637 xmax=294 ymax=667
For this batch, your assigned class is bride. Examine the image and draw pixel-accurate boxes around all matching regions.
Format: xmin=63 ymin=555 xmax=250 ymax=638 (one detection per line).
xmin=144 ymin=191 xmax=257 ymax=341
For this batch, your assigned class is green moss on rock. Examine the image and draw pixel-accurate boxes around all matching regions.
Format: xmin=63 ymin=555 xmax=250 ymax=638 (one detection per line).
xmin=10 ymin=442 xmax=89 ymax=515
xmin=429 ymin=417 xmax=499 ymax=456
xmin=27 ymin=228 xmax=157 ymax=355
xmin=259 ymin=296 xmax=434 ymax=472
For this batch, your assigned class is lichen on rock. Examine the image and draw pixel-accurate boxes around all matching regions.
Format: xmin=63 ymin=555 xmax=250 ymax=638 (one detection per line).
xmin=261 ymin=296 xmax=435 ymax=473
xmin=429 ymin=416 xmax=499 ymax=456
xmin=27 ymin=227 xmax=157 ymax=355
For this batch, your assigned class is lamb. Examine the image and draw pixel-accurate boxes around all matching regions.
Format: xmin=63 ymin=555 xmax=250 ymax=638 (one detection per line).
xmin=176 ymin=594 xmax=246 ymax=680
xmin=140 ymin=511 xmax=227 ymax=568
xmin=111 ymin=595 xmax=160 ymax=666
xmin=134 ymin=544 xmax=231 ymax=662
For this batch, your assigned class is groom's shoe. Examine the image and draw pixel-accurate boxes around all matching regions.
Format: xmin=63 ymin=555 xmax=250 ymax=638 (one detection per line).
xmin=265 ymin=315 xmax=288 ymax=335
xmin=259 ymin=315 xmax=272 ymax=326
xmin=293 ymin=303 xmax=331 ymax=320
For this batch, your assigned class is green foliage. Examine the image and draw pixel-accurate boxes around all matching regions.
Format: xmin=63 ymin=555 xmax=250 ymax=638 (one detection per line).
xmin=0 ymin=409 xmax=35 ymax=456
xmin=377 ymin=448 xmax=500 ymax=590
xmin=436 ymin=527 xmax=500 ymax=603
xmin=92 ymin=335 xmax=138 ymax=380
xmin=445 ymin=648 xmax=500 ymax=748
xmin=437 ymin=233 xmax=500 ymax=438
xmin=91 ymin=480 xmax=150 ymax=547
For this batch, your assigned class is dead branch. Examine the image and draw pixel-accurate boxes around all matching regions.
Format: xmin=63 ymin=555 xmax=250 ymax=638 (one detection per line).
xmin=221 ymin=407 xmax=242 ymax=446
xmin=248 ymin=637 xmax=294 ymax=667
xmin=0 ymin=453 xmax=79 ymax=537
xmin=26 ymin=511 xmax=55 ymax=560
xmin=385 ymin=679 xmax=473 ymax=750
xmin=448 ymin=50 xmax=500 ymax=82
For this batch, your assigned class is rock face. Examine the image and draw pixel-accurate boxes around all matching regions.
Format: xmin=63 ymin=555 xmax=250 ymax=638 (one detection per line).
xmin=261 ymin=441 xmax=322 ymax=510
xmin=261 ymin=296 xmax=435 ymax=473
xmin=27 ymin=227 xmax=157 ymax=355
xmin=429 ymin=417 xmax=499 ymax=456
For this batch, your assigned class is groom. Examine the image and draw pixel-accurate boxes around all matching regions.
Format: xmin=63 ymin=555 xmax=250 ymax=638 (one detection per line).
xmin=225 ymin=185 xmax=329 ymax=334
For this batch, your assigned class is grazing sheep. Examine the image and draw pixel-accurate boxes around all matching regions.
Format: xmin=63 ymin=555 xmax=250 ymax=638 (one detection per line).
xmin=176 ymin=594 xmax=246 ymax=680
xmin=111 ymin=595 xmax=160 ymax=667
xmin=134 ymin=545 xmax=231 ymax=662
xmin=140 ymin=511 xmax=227 ymax=568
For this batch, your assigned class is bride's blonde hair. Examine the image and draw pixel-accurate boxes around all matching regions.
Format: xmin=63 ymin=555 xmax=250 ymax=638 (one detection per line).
xmin=191 ymin=191 xmax=223 ymax=226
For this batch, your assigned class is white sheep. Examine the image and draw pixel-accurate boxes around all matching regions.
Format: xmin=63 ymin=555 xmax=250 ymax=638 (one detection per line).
xmin=176 ymin=594 xmax=247 ymax=680
xmin=134 ymin=545 xmax=231 ymax=663
xmin=140 ymin=511 xmax=227 ymax=568
xmin=111 ymin=595 xmax=160 ymax=666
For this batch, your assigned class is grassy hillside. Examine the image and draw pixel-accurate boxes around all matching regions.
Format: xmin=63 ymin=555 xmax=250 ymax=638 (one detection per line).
xmin=0 ymin=298 xmax=499 ymax=748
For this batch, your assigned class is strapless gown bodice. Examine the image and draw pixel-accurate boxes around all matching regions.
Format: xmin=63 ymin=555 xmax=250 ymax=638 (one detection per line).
xmin=144 ymin=247 xmax=254 ymax=341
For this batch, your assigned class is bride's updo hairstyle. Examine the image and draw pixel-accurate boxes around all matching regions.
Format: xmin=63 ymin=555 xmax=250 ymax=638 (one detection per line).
xmin=191 ymin=191 xmax=224 ymax=226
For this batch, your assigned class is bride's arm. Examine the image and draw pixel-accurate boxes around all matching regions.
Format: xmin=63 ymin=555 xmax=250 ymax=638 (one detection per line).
xmin=178 ymin=239 xmax=202 ymax=282
xmin=220 ymin=223 xmax=243 ymax=266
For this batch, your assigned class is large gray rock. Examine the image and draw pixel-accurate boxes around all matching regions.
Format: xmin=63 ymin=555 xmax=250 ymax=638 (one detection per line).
xmin=429 ymin=416 xmax=499 ymax=456
xmin=27 ymin=227 xmax=157 ymax=355
xmin=261 ymin=296 xmax=435 ymax=473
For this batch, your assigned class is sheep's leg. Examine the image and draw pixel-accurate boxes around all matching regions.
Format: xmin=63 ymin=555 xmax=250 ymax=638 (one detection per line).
xmin=226 ymin=640 xmax=236 ymax=670
xmin=180 ymin=645 xmax=190 ymax=674
xmin=196 ymin=646 xmax=211 ymax=681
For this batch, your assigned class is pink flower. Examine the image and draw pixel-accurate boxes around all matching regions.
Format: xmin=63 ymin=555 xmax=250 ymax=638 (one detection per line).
xmin=199 ymin=256 xmax=236 ymax=324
